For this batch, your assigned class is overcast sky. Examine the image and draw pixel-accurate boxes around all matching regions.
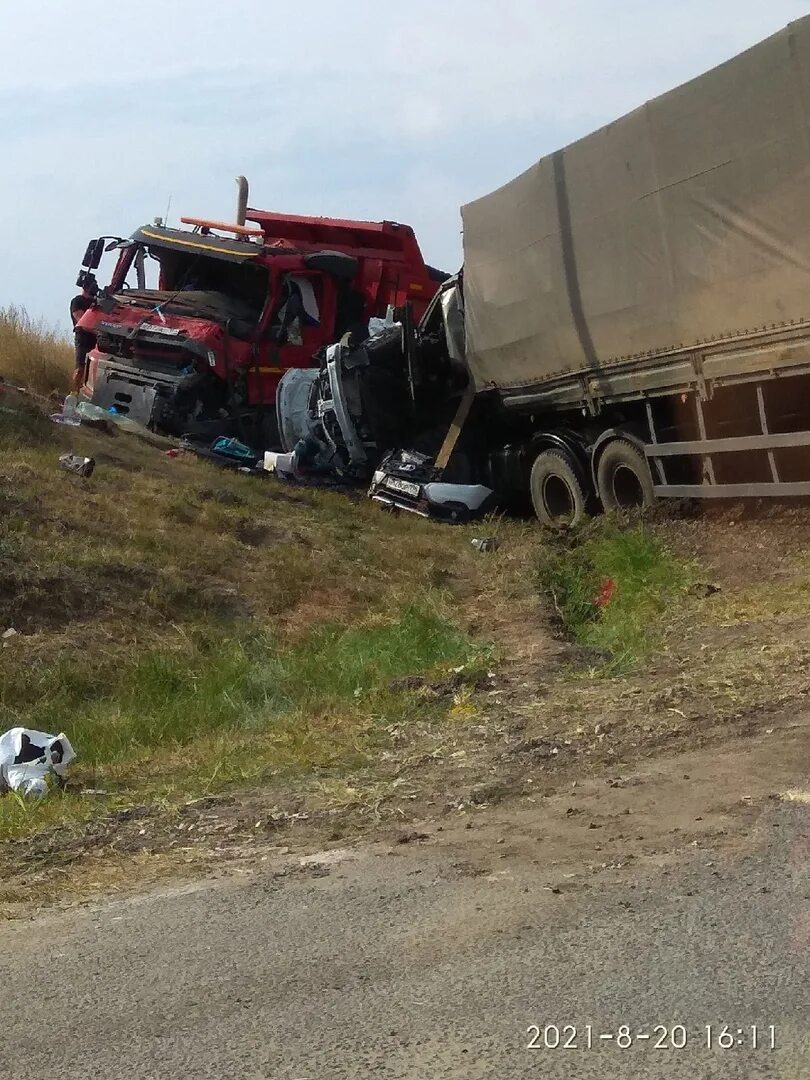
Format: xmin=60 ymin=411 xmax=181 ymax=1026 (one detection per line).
xmin=2 ymin=0 xmax=809 ymax=330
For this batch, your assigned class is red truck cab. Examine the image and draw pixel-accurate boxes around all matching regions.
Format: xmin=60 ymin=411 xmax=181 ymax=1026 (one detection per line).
xmin=75 ymin=208 xmax=444 ymax=444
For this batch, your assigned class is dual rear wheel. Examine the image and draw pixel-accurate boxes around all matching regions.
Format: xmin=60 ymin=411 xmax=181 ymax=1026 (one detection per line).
xmin=529 ymin=439 xmax=654 ymax=528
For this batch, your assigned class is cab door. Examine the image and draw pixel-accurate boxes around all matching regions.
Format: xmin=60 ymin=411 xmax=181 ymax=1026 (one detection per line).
xmin=249 ymin=271 xmax=337 ymax=406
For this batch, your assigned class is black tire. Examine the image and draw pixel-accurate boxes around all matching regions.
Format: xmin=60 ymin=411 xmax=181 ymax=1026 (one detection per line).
xmin=529 ymin=450 xmax=587 ymax=528
xmin=596 ymin=439 xmax=655 ymax=512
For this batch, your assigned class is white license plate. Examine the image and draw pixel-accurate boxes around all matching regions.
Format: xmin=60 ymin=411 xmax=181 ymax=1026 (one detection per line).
xmin=384 ymin=476 xmax=420 ymax=497
xmin=145 ymin=324 xmax=181 ymax=337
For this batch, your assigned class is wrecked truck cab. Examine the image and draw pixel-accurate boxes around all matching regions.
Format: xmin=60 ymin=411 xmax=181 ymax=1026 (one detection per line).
xmin=275 ymin=318 xmax=412 ymax=481
xmin=78 ymin=223 xmax=275 ymax=438
xmin=75 ymin=186 xmax=444 ymax=445
xmin=273 ymin=272 xmax=489 ymax=512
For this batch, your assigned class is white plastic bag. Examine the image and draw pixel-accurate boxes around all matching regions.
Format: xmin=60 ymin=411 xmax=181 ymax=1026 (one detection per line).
xmin=0 ymin=728 xmax=76 ymax=798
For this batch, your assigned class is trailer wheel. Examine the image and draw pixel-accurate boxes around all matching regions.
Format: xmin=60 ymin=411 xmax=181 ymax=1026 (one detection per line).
xmin=529 ymin=451 xmax=587 ymax=528
xmin=596 ymin=439 xmax=655 ymax=513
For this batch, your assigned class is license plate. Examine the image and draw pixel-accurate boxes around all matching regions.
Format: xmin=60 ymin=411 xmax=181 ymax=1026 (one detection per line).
xmin=144 ymin=324 xmax=181 ymax=337
xmin=384 ymin=476 xmax=420 ymax=497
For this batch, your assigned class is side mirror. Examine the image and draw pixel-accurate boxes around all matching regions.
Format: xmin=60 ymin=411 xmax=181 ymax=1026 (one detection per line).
xmin=81 ymin=238 xmax=105 ymax=269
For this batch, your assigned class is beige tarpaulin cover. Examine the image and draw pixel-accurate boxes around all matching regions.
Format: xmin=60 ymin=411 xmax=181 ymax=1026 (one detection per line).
xmin=462 ymin=17 xmax=810 ymax=394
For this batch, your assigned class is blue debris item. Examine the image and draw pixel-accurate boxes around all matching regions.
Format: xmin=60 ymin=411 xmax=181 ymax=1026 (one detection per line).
xmin=210 ymin=437 xmax=256 ymax=461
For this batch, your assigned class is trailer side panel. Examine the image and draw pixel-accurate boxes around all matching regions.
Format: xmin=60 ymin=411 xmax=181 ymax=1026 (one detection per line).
xmin=462 ymin=17 xmax=810 ymax=399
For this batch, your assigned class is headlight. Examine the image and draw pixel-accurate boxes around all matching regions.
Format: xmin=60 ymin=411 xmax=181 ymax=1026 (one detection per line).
xmin=372 ymin=470 xmax=385 ymax=486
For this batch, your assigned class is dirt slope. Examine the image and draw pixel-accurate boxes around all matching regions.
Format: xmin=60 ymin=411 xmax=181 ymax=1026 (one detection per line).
xmin=2 ymin=385 xmax=810 ymax=909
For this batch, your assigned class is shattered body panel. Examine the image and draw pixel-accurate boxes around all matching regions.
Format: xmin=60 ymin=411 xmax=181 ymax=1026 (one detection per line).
xmin=368 ymin=450 xmax=496 ymax=522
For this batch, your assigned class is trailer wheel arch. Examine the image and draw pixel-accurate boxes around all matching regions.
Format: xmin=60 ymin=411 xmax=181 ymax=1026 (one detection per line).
xmin=593 ymin=436 xmax=655 ymax=513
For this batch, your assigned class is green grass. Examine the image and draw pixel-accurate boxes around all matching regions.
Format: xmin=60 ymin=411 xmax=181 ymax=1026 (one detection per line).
xmin=537 ymin=521 xmax=694 ymax=673
xmin=0 ymin=369 xmax=516 ymax=859
xmin=0 ymin=606 xmax=480 ymax=837
xmin=4 ymin=607 xmax=473 ymax=759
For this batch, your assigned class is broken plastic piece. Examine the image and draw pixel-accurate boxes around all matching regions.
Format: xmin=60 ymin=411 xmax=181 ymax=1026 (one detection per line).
xmin=210 ymin=436 xmax=255 ymax=460
xmin=58 ymin=453 xmax=95 ymax=478
xmin=76 ymin=401 xmax=113 ymax=425
xmin=594 ymin=578 xmax=616 ymax=608
xmin=263 ymin=450 xmax=299 ymax=478
xmin=471 ymin=537 xmax=499 ymax=552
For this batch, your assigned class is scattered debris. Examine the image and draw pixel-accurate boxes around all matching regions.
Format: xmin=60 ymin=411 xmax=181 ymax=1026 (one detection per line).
xmin=0 ymin=728 xmax=76 ymax=798
xmin=77 ymin=400 xmax=113 ymax=423
xmin=185 ymin=437 xmax=260 ymax=470
xmin=299 ymin=848 xmax=357 ymax=868
xmin=396 ymin=830 xmax=430 ymax=844
xmin=50 ymin=393 xmax=91 ymax=427
xmin=689 ymin=582 xmax=722 ymax=598
xmin=779 ymin=789 xmax=810 ymax=804
xmin=594 ymin=578 xmax=616 ymax=608
xmin=471 ymin=537 xmax=499 ymax=553
xmin=264 ymin=450 xmax=300 ymax=479
xmin=2 ymin=628 xmax=18 ymax=641
xmin=512 ymin=737 xmax=560 ymax=758
xmin=210 ymin=436 xmax=256 ymax=462
xmin=58 ymin=453 xmax=95 ymax=478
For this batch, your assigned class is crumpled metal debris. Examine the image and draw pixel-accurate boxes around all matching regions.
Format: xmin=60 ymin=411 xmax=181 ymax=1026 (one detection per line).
xmin=58 ymin=453 xmax=95 ymax=478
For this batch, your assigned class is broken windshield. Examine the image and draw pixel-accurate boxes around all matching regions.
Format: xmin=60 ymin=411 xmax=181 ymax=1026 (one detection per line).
xmin=112 ymin=242 xmax=269 ymax=336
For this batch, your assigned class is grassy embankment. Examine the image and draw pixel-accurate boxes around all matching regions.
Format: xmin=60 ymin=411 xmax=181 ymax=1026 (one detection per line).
xmin=537 ymin=521 xmax=696 ymax=674
xmin=1 ymin=305 xmax=762 ymax=857
xmin=0 ymin=356 xmax=500 ymax=842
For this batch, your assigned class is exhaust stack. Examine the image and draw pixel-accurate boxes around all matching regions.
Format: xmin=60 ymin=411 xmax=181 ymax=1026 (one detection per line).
xmin=235 ymin=175 xmax=249 ymax=227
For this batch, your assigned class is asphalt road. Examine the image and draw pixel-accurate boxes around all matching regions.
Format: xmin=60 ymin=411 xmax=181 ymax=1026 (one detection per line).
xmin=1 ymin=797 xmax=808 ymax=1080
